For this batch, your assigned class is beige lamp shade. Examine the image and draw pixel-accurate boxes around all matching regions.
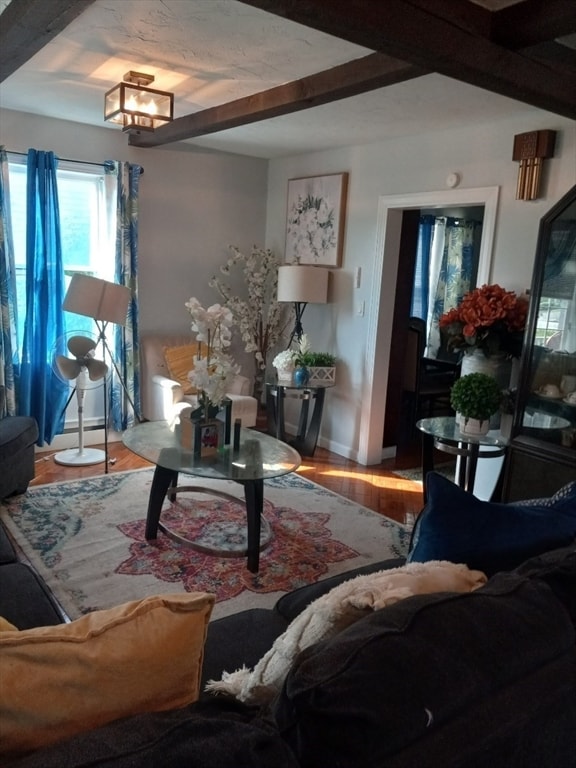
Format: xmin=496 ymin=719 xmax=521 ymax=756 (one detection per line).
xmin=277 ymin=265 xmax=329 ymax=304
xmin=63 ymin=275 xmax=131 ymax=326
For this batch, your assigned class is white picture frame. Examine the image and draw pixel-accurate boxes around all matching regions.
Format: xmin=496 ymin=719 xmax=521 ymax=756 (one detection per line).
xmin=285 ymin=172 xmax=348 ymax=267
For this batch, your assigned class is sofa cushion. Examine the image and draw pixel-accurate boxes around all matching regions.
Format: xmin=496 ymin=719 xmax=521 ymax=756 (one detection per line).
xmin=407 ymin=473 xmax=576 ymax=575
xmin=6 ymin=699 xmax=299 ymax=768
xmin=273 ymin=574 xmax=576 ymax=768
xmin=0 ymin=592 xmax=214 ymax=761
xmin=207 ymin=561 xmax=486 ymax=705
xmin=163 ymin=343 xmax=200 ymax=394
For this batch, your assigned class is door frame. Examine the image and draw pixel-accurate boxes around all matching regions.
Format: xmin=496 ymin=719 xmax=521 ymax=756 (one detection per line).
xmin=358 ymin=186 xmax=500 ymax=465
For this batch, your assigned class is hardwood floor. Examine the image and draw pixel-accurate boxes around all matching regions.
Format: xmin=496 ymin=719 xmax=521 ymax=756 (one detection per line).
xmin=31 ymin=429 xmax=433 ymax=527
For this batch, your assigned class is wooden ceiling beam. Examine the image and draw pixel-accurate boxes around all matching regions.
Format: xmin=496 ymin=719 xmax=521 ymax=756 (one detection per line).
xmin=491 ymin=0 xmax=576 ymax=49
xmin=129 ymin=52 xmax=426 ymax=148
xmin=238 ymin=0 xmax=576 ymax=119
xmin=0 ymin=0 xmax=97 ymax=82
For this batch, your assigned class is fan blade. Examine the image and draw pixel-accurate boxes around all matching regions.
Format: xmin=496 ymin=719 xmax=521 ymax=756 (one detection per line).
xmin=85 ymin=359 xmax=108 ymax=381
xmin=56 ymin=356 xmax=82 ymax=380
xmin=68 ymin=335 xmax=97 ymax=358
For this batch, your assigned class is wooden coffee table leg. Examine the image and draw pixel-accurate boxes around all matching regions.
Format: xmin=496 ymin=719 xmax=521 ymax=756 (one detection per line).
xmin=146 ymin=465 xmax=178 ymax=540
xmin=243 ymin=478 xmax=264 ymax=573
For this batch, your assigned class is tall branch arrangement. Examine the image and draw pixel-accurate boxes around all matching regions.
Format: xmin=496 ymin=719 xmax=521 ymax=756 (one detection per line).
xmin=209 ymin=245 xmax=290 ymax=399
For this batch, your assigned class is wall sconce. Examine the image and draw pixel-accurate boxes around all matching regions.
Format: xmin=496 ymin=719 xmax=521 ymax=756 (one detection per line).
xmin=277 ymin=265 xmax=329 ymax=347
xmin=104 ymin=71 xmax=174 ymax=132
xmin=512 ymin=130 xmax=556 ymax=200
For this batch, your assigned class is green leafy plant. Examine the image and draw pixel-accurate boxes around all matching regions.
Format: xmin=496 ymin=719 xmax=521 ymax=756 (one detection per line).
xmin=450 ymin=372 xmax=503 ymax=421
xmin=296 ymin=351 xmax=337 ymax=367
xmin=293 ymin=334 xmax=337 ymax=368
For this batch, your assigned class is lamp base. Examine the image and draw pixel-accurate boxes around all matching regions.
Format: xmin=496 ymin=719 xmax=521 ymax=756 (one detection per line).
xmin=54 ymin=448 xmax=106 ymax=466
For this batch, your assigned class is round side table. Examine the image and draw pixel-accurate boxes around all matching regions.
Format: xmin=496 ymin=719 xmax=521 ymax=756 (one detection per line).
xmin=416 ymin=416 xmax=509 ymax=501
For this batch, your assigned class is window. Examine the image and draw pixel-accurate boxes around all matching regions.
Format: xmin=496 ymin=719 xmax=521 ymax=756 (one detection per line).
xmin=7 ymin=156 xmax=116 ymax=428
xmin=8 ymin=157 xmax=114 ymax=348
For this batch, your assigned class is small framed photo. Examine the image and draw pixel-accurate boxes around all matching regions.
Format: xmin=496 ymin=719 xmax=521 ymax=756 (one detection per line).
xmin=285 ymin=172 xmax=348 ymax=267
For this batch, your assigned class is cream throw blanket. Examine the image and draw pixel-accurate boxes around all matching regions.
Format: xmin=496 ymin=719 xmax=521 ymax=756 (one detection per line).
xmin=205 ymin=560 xmax=487 ymax=704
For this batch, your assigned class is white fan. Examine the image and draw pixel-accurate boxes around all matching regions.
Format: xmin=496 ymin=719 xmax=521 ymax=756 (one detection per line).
xmin=53 ymin=334 xmax=109 ymax=466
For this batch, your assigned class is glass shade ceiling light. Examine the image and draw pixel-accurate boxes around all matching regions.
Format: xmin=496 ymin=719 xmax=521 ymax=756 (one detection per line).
xmin=104 ymin=71 xmax=174 ymax=132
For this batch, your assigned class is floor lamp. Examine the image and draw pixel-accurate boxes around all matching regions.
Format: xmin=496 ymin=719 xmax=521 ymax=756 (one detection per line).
xmin=62 ymin=274 xmax=134 ymax=472
xmin=277 ymin=265 xmax=329 ymax=348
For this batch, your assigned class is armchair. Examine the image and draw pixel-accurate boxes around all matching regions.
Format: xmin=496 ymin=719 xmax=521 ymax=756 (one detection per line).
xmin=139 ymin=334 xmax=258 ymax=427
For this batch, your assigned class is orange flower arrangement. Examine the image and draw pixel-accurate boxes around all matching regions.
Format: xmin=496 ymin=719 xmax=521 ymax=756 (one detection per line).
xmin=439 ymin=284 xmax=529 ymax=358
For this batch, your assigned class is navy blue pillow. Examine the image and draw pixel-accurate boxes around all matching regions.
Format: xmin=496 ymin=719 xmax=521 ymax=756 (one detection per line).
xmin=407 ymin=473 xmax=576 ymax=576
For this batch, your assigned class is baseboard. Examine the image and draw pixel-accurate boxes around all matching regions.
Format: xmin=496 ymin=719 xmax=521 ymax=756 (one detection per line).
xmin=35 ymin=429 xmax=122 ymax=453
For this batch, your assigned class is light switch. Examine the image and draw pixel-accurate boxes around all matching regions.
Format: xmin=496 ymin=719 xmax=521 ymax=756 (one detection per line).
xmin=356 ymin=300 xmax=365 ymax=316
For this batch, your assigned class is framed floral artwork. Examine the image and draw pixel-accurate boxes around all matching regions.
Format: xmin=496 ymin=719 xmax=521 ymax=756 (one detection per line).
xmin=285 ymin=172 xmax=348 ymax=267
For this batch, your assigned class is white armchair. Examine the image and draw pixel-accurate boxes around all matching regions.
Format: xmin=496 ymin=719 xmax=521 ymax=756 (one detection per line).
xmin=140 ymin=333 xmax=258 ymax=427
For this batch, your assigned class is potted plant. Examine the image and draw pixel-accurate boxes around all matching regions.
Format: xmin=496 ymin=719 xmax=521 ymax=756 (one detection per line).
xmin=450 ymin=372 xmax=503 ymax=435
xmin=295 ymin=335 xmax=337 ymax=384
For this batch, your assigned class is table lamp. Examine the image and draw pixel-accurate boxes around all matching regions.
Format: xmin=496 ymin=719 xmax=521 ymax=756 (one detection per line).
xmin=277 ymin=265 xmax=329 ymax=347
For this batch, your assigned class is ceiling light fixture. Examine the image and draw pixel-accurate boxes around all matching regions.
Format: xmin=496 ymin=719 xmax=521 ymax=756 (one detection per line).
xmin=104 ymin=71 xmax=174 ymax=132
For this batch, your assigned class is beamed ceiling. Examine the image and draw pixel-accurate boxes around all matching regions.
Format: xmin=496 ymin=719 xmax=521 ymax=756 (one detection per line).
xmin=0 ymin=0 xmax=574 ymax=158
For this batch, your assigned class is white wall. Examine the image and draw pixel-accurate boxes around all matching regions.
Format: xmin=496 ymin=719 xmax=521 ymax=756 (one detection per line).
xmin=266 ymin=110 xmax=576 ymax=463
xmin=1 ymin=109 xmax=269 ymax=378
xmin=3 ymin=107 xmax=576 ymax=464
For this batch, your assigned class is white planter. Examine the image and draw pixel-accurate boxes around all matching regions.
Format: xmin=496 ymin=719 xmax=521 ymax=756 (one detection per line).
xmin=307 ymin=366 xmax=336 ymax=385
xmin=275 ymin=367 xmax=294 ymax=384
xmin=457 ymin=413 xmax=490 ymax=436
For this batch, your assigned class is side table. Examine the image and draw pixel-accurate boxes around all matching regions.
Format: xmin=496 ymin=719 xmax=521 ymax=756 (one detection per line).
xmin=266 ymin=381 xmax=333 ymax=457
xmin=416 ymin=416 xmax=509 ymax=502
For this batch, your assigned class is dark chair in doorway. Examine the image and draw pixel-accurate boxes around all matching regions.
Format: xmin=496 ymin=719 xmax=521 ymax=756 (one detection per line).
xmin=398 ymin=317 xmax=460 ymax=447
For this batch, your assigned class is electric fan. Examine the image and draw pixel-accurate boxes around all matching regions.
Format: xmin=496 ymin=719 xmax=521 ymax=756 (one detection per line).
xmin=53 ymin=334 xmax=109 ymax=466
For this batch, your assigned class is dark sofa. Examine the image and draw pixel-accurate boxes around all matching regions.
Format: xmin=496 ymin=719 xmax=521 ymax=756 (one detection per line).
xmin=1 ymin=474 xmax=575 ymax=768
xmin=0 ymin=385 xmax=39 ymax=502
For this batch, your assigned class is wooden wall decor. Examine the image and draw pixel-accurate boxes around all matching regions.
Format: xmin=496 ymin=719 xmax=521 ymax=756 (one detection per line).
xmin=512 ymin=130 xmax=556 ymax=201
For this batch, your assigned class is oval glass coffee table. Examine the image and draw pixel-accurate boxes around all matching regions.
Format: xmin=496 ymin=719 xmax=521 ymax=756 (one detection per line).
xmin=123 ymin=421 xmax=301 ymax=573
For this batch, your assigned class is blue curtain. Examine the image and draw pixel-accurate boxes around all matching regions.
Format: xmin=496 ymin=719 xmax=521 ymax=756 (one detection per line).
xmin=18 ymin=149 xmax=69 ymax=443
xmin=0 ymin=148 xmax=18 ymax=416
xmin=105 ymin=160 xmax=142 ymax=430
xmin=410 ymin=215 xmax=435 ymax=319
xmin=411 ymin=215 xmax=479 ymax=356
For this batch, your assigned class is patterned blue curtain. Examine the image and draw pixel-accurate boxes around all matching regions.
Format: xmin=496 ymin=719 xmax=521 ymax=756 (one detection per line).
xmin=104 ymin=160 xmax=142 ymax=430
xmin=0 ymin=148 xmax=18 ymax=416
xmin=18 ymin=150 xmax=69 ymax=443
xmin=412 ymin=216 xmax=479 ymax=357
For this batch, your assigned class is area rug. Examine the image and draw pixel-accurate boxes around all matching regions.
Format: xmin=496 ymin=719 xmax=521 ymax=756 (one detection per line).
xmin=393 ymin=463 xmax=456 ymax=484
xmin=1 ymin=470 xmax=411 ymax=621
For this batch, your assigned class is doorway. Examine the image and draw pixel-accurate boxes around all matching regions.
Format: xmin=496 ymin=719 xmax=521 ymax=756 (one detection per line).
xmin=383 ymin=205 xmax=485 ymax=451
xmin=357 ymin=187 xmax=499 ymax=466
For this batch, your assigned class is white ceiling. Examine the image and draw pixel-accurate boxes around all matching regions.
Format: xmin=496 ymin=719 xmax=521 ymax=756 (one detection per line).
xmin=0 ymin=0 xmax=553 ymax=159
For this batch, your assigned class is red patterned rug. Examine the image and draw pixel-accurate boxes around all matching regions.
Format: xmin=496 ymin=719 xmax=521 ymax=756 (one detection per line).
xmin=1 ymin=469 xmax=410 ymax=620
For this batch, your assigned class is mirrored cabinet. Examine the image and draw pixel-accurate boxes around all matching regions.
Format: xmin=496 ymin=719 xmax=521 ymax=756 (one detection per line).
xmin=503 ymin=184 xmax=576 ymax=500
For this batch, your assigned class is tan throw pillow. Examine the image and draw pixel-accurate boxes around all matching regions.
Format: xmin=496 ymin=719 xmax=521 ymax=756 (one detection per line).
xmin=0 ymin=592 xmax=215 ymax=760
xmin=163 ymin=343 xmax=201 ymax=394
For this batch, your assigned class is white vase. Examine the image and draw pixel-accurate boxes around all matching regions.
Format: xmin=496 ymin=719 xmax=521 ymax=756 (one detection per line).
xmin=460 ymin=350 xmax=514 ymax=430
xmin=275 ymin=366 xmax=294 ymax=384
